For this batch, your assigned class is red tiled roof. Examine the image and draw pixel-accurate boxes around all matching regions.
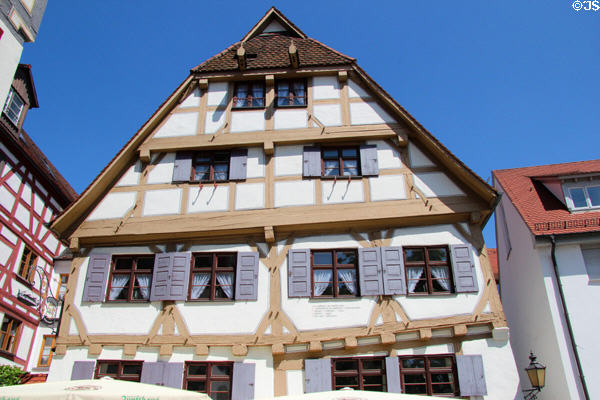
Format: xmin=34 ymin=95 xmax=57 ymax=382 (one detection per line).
xmin=493 ymin=160 xmax=600 ymax=236
xmin=488 ymin=248 xmax=499 ymax=282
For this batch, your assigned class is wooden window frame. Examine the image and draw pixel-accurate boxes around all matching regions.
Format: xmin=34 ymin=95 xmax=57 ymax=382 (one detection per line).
xmin=321 ymin=147 xmax=361 ymax=178
xmin=17 ymin=245 xmax=38 ymax=283
xmin=404 ymin=246 xmax=454 ymax=296
xmin=311 ymin=249 xmax=359 ymax=298
xmin=275 ymin=79 xmax=307 ymax=108
xmin=398 ymin=354 xmax=458 ymax=397
xmin=232 ymin=81 xmax=265 ymax=109
xmin=563 ymin=180 xmax=600 ymax=211
xmin=105 ymin=255 xmax=155 ymax=303
xmin=184 ymin=361 xmax=234 ymax=399
xmin=0 ymin=315 xmax=21 ymax=355
xmin=2 ymin=87 xmax=26 ymax=127
xmin=188 ymin=252 xmax=236 ymax=301
xmin=331 ymin=356 xmax=387 ymax=391
xmin=192 ymin=151 xmax=231 ymax=183
xmin=95 ymin=360 xmax=143 ymax=382
xmin=37 ymin=334 xmax=55 ymax=367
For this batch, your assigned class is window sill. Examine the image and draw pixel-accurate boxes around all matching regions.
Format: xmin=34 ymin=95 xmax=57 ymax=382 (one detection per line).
xmin=0 ymin=349 xmax=16 ymax=361
xmin=14 ymin=274 xmax=34 ymax=288
xmin=320 ymin=175 xmax=362 ymax=180
xmin=275 ymin=104 xmax=308 ymax=109
xmin=231 ymin=106 xmax=265 ymax=111
xmin=406 ymin=292 xmax=455 ymax=297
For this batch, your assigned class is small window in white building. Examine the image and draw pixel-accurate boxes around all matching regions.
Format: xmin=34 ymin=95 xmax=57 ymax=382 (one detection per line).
xmin=563 ymin=180 xmax=600 ymax=211
xmin=582 ymin=247 xmax=600 ymax=281
xmin=2 ymin=88 xmax=25 ymax=126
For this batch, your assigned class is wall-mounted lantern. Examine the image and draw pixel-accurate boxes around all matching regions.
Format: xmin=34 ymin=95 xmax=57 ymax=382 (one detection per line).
xmin=523 ymin=351 xmax=546 ymax=400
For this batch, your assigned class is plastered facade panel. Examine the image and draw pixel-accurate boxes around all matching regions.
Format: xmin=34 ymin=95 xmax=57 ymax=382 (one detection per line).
xmin=0 ymin=186 xmax=16 ymax=212
xmin=204 ymin=109 xmax=226 ymax=134
xmin=0 ymin=18 xmax=23 ymax=105
xmin=16 ymin=325 xmax=34 ymax=361
xmin=368 ymin=140 xmax=402 ymax=169
xmin=274 ymin=180 xmax=314 ymax=207
xmin=115 ymin=161 xmax=142 ymax=187
xmin=347 ymin=79 xmax=370 ymax=98
xmin=187 ymin=185 xmax=229 ymax=213
xmin=369 ymin=175 xmax=407 ymax=201
xmin=246 ymin=147 xmax=265 ymax=178
xmin=413 ymin=172 xmax=464 ymax=197
xmin=274 ymin=109 xmax=308 ymax=130
xmin=87 ymin=192 xmax=137 ymax=221
xmin=206 ymin=81 xmax=228 ymax=106
xmin=321 ymin=180 xmax=364 ymax=204
xmin=179 ymin=87 xmax=201 ymax=108
xmin=146 ymin=153 xmax=175 ymax=184
xmin=235 ymin=182 xmax=265 ymax=210
xmin=142 ymin=189 xmax=181 ymax=216
xmin=286 ymin=370 xmax=304 ymax=395
xmin=409 ymin=142 xmax=436 ymax=167
xmin=313 ymin=104 xmax=342 ymax=126
xmin=21 ymin=183 xmax=31 ymax=204
xmin=312 ymin=76 xmax=340 ymax=99
xmin=274 ymin=145 xmax=303 ymax=176
xmin=153 ymin=112 xmax=198 ymax=138
xmin=7 ymin=172 xmax=21 ymax=193
xmin=231 ymin=110 xmax=265 ymax=132
xmin=350 ymin=101 xmax=395 ymax=125
xmin=0 ymin=241 xmax=11 ymax=265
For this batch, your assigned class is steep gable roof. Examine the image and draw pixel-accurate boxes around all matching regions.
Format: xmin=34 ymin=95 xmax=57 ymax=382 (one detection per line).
xmin=494 ymin=160 xmax=600 ymax=236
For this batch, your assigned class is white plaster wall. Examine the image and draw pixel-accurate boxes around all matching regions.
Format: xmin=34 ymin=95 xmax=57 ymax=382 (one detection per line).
xmin=369 ymin=175 xmax=406 ymax=201
xmin=143 ymin=189 xmax=181 ymax=216
xmin=231 ymin=111 xmax=265 ymax=132
xmin=153 ymin=112 xmax=198 ymax=138
xmin=247 ymin=147 xmax=265 ymax=178
xmin=286 ymin=369 xmax=304 ymax=395
xmin=409 ymin=142 xmax=436 ymax=167
xmin=368 ymin=140 xmax=402 ymax=169
xmin=146 ymin=153 xmax=175 ymax=184
xmin=115 ymin=161 xmax=142 ymax=187
xmin=6 ymin=171 xmax=21 ymax=193
xmin=313 ymin=104 xmax=342 ymax=126
xmin=205 ymin=109 xmax=226 ymax=134
xmin=347 ymin=79 xmax=369 ymax=98
xmin=16 ymin=325 xmax=34 ymax=361
xmin=0 ymin=18 xmax=23 ymax=105
xmin=87 ymin=192 xmax=137 ymax=220
xmin=274 ymin=145 xmax=303 ymax=176
xmin=47 ymin=347 xmax=90 ymax=381
xmin=179 ymin=88 xmax=201 ymax=108
xmin=0 ymin=185 xmax=15 ymax=211
xmin=413 ymin=172 xmax=464 ymax=197
xmin=15 ymin=203 xmax=29 ymax=228
xmin=312 ymin=76 xmax=340 ymax=99
xmin=0 ymin=241 xmax=12 ymax=266
xmin=274 ymin=181 xmax=314 ymax=207
xmin=350 ymin=101 xmax=395 ymax=125
xmin=274 ymin=109 xmax=308 ymax=130
xmin=187 ymin=185 xmax=229 ymax=213
xmin=235 ymin=183 xmax=264 ymax=210
xmin=206 ymin=82 xmax=228 ymax=106
xmin=322 ymin=180 xmax=364 ymax=204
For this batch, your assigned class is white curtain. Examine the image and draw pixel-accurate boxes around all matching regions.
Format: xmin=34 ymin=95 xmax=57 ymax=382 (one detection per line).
xmin=338 ymin=269 xmax=357 ymax=294
xmin=407 ymin=267 xmax=424 ymax=293
xmin=313 ymin=270 xmax=332 ymax=296
xmin=109 ymin=275 xmax=130 ymax=300
xmin=216 ymin=273 xmax=234 ymax=298
xmin=431 ymin=267 xmax=451 ymax=291
xmin=191 ymin=273 xmax=211 ymax=299
xmin=136 ymin=274 xmax=151 ymax=300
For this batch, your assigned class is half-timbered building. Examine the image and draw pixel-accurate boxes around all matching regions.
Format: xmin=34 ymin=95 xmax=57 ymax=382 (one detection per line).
xmin=48 ymin=8 xmax=520 ymax=399
xmin=0 ymin=64 xmax=77 ymax=375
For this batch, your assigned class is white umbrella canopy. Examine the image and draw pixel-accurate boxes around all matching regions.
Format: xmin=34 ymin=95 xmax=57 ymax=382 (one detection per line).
xmin=258 ymin=388 xmax=451 ymax=400
xmin=0 ymin=376 xmax=211 ymax=400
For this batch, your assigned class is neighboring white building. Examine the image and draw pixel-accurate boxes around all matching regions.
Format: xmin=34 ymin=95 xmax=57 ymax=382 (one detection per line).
xmin=48 ymin=7 xmax=522 ymax=399
xmin=0 ymin=0 xmax=47 ymax=106
xmin=494 ymin=160 xmax=600 ymax=400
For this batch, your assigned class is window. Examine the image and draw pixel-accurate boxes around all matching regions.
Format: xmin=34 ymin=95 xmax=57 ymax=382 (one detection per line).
xmin=399 ymin=355 xmax=458 ymax=397
xmin=0 ymin=315 xmax=21 ymax=354
xmin=233 ymin=82 xmax=265 ymax=108
xmin=193 ymin=151 xmax=230 ymax=182
xmin=322 ymin=147 xmax=360 ymax=177
xmin=37 ymin=335 xmax=55 ymax=367
xmin=18 ymin=246 xmax=38 ymax=282
xmin=184 ymin=362 xmax=233 ymax=400
xmin=95 ymin=360 xmax=143 ymax=381
xmin=276 ymin=79 xmax=306 ymax=107
xmin=332 ymin=357 xmax=387 ymax=391
xmin=2 ymin=88 xmax=25 ymax=126
xmin=582 ymin=247 xmax=600 ymax=281
xmin=404 ymin=246 xmax=453 ymax=295
xmin=564 ymin=181 xmax=600 ymax=211
xmin=106 ymin=256 xmax=154 ymax=302
xmin=311 ymin=249 xmax=358 ymax=298
xmin=189 ymin=253 xmax=236 ymax=301
xmin=56 ymin=273 xmax=68 ymax=300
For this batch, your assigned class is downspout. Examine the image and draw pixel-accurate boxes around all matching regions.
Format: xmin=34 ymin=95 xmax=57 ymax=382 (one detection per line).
xmin=549 ymin=235 xmax=590 ymax=400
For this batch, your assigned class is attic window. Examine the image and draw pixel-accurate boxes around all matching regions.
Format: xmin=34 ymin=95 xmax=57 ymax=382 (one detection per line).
xmin=2 ymin=88 xmax=25 ymax=126
xmin=563 ymin=180 xmax=600 ymax=211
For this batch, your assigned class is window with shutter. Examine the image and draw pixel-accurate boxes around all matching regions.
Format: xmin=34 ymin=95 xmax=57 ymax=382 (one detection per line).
xmin=381 ymin=247 xmax=406 ymax=295
xmin=399 ymin=354 xmax=459 ymax=396
xmin=450 ymin=244 xmax=478 ymax=293
xmin=106 ymin=255 xmax=154 ymax=302
xmin=235 ymin=252 xmax=259 ymax=301
xmin=456 ymin=354 xmax=487 ymax=396
xmin=304 ymin=359 xmax=333 ymax=393
xmin=184 ymin=362 xmax=234 ymax=399
xmin=95 ymin=360 xmax=143 ymax=381
xmin=311 ymin=249 xmax=359 ymax=298
xmin=188 ymin=252 xmax=236 ymax=301
xmin=71 ymin=360 xmax=95 ymax=380
xmin=82 ymin=254 xmax=111 ymax=302
xmin=150 ymin=252 xmax=191 ymax=301
xmin=359 ymin=144 xmax=379 ymax=177
xmin=303 ymin=146 xmax=321 ymax=178
xmin=288 ymin=249 xmax=311 ymax=298
xmin=232 ymin=362 xmax=256 ymax=400
xmin=404 ymin=246 xmax=454 ymax=295
xmin=358 ymin=247 xmax=384 ymax=296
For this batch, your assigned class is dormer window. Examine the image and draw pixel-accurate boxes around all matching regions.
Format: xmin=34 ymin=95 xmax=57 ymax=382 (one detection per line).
xmin=2 ymin=88 xmax=25 ymax=126
xmin=563 ymin=180 xmax=600 ymax=211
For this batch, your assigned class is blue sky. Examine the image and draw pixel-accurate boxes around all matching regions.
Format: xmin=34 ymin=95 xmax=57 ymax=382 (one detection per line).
xmin=20 ymin=1 xmax=599 ymax=246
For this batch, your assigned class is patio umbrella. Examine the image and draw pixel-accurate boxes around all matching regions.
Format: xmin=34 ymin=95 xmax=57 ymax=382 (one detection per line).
xmin=0 ymin=376 xmax=210 ymax=400
xmin=258 ymin=388 xmax=451 ymax=400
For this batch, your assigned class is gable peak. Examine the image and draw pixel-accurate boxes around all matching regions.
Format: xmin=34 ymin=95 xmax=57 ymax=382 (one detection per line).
xmin=242 ymin=7 xmax=307 ymax=42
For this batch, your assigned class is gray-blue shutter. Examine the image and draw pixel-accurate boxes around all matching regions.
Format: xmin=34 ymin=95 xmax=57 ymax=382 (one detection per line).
xmin=235 ymin=252 xmax=259 ymax=300
xmin=304 ymin=359 xmax=332 ymax=393
xmin=303 ymin=146 xmax=321 ymax=177
xmin=385 ymin=356 xmax=402 ymax=393
xmin=451 ymin=244 xmax=479 ymax=293
xmin=358 ymin=247 xmax=384 ymax=296
xmin=172 ymin=152 xmax=192 ymax=183
xmin=141 ymin=362 xmax=165 ymax=385
xmin=163 ymin=362 xmax=184 ymax=389
xmin=229 ymin=149 xmax=248 ymax=181
xmin=381 ymin=247 xmax=406 ymax=295
xmin=232 ymin=362 xmax=255 ymax=400
xmin=82 ymin=254 xmax=111 ymax=302
xmin=457 ymin=355 xmax=487 ymax=396
xmin=150 ymin=252 xmax=191 ymax=301
xmin=288 ymin=249 xmax=311 ymax=298
xmin=71 ymin=360 xmax=95 ymax=380
xmin=360 ymin=144 xmax=379 ymax=176
xmin=150 ymin=253 xmax=172 ymax=301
